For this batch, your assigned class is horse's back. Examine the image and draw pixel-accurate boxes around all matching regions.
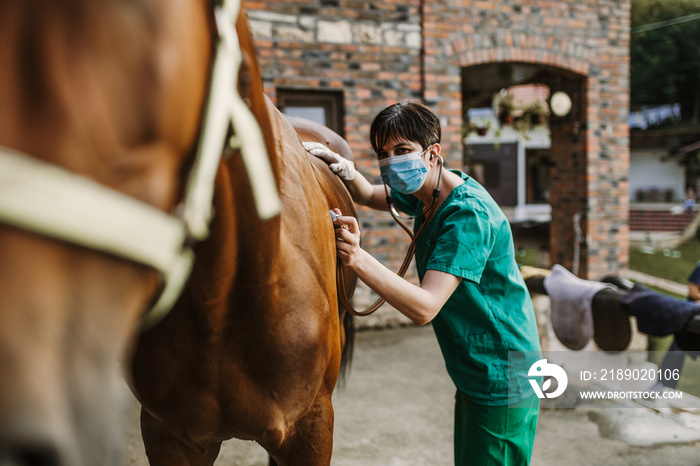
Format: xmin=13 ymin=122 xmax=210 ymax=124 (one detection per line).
xmin=283 ymin=115 xmax=354 ymax=162
xmin=279 ymin=113 xmax=355 ymax=217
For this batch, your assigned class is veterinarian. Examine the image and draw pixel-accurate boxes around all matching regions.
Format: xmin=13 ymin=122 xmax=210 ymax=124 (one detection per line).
xmin=306 ymin=100 xmax=541 ymax=465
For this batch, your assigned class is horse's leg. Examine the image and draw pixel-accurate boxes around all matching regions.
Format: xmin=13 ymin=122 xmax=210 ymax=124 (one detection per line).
xmin=268 ymin=390 xmax=334 ymax=466
xmin=140 ymin=408 xmax=222 ymax=466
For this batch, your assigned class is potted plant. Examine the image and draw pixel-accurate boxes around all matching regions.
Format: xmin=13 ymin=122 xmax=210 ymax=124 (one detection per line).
xmin=512 ymin=115 xmax=533 ymax=140
xmin=497 ymin=93 xmax=516 ymax=125
xmin=523 ymin=100 xmax=549 ymax=125
xmin=462 ymin=120 xmax=491 ymax=139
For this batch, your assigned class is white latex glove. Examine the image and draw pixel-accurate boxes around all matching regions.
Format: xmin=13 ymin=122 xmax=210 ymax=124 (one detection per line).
xmin=303 ymin=141 xmax=355 ymax=180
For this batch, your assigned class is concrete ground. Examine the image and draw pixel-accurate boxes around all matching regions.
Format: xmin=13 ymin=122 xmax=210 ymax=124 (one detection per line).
xmin=124 ymin=325 xmax=700 ymax=466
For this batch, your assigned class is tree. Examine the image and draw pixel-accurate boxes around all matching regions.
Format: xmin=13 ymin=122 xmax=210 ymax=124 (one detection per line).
xmin=631 ymin=0 xmax=700 ymax=123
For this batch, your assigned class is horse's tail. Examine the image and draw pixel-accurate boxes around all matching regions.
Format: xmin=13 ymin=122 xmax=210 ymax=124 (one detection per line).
xmin=338 ymin=310 xmax=355 ymax=386
xmin=336 ymin=260 xmax=358 ymax=387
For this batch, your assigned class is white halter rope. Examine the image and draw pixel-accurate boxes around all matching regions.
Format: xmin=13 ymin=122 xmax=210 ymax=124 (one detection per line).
xmin=0 ymin=0 xmax=282 ymax=330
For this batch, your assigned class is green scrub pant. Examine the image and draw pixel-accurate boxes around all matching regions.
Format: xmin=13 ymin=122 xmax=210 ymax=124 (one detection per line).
xmin=454 ymin=391 xmax=539 ymax=465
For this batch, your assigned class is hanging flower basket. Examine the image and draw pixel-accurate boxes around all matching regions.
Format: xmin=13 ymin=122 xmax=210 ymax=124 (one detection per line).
xmin=462 ymin=120 xmax=491 ymax=139
xmin=523 ymin=100 xmax=550 ymax=125
xmin=497 ymin=93 xmax=516 ymax=125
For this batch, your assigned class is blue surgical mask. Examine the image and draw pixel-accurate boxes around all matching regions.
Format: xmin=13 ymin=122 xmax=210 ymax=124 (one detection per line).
xmin=378 ymin=149 xmax=429 ymax=194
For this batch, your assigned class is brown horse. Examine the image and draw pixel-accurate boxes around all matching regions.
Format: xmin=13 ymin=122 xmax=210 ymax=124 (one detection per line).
xmin=0 ymin=1 xmax=217 ymax=464
xmin=130 ymin=7 xmax=357 ymax=466
xmin=0 ymin=1 xmax=354 ymax=465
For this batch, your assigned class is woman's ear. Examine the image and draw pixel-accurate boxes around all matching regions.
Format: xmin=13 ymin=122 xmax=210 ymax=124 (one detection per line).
xmin=429 ymin=144 xmax=442 ymax=165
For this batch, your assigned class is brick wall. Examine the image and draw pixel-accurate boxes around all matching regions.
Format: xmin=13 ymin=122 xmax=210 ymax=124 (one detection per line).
xmin=422 ymin=0 xmax=631 ymax=279
xmin=243 ymin=0 xmax=631 ymax=288
xmin=243 ymin=0 xmax=427 ymax=311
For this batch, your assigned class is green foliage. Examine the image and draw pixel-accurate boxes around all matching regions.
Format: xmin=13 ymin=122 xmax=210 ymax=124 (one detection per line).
xmin=523 ymin=100 xmax=549 ymax=118
xmin=619 ymin=238 xmax=700 ymax=397
xmin=497 ymin=93 xmax=517 ymax=119
xmin=629 ymin=237 xmax=700 ymax=285
xmin=496 ymin=94 xmax=548 ymax=139
xmin=631 ymin=0 xmax=700 ymax=121
xmin=461 ymin=120 xmax=490 ymax=139
xmin=648 ymin=335 xmax=700 ymax=398
xmin=515 ymin=248 xmax=540 ymax=268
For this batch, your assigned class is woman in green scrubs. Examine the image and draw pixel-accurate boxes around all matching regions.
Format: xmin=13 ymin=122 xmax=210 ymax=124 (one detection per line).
xmin=305 ymin=100 xmax=541 ymax=465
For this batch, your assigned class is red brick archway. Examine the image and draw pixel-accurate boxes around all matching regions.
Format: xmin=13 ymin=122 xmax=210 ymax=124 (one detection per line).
xmin=421 ymin=0 xmax=630 ymax=279
xmin=457 ymin=58 xmax=590 ymax=275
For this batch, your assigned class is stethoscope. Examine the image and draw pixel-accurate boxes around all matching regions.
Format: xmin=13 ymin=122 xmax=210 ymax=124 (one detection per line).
xmin=339 ymin=151 xmax=444 ymax=316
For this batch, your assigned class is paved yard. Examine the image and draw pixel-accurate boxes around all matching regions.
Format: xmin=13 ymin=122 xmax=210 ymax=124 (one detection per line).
xmin=124 ymin=325 xmax=700 ymax=466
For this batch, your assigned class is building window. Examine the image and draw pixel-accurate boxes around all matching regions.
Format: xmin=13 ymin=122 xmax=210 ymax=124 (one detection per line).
xmin=465 ymin=142 xmax=517 ymax=206
xmin=526 ymin=149 xmax=552 ymax=204
xmin=277 ymin=89 xmax=345 ymax=138
xmin=471 ymin=162 xmax=500 ymax=189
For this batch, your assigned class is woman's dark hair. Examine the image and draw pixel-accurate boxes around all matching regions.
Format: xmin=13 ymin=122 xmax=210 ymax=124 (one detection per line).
xmin=369 ymin=100 xmax=441 ymax=154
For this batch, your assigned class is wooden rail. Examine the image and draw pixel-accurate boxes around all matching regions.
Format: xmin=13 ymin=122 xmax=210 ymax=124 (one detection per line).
xmin=524 ymin=275 xmax=700 ymax=336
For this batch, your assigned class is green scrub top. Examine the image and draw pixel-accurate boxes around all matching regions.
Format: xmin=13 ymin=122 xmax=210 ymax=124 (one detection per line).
xmin=391 ymin=170 xmax=541 ymax=405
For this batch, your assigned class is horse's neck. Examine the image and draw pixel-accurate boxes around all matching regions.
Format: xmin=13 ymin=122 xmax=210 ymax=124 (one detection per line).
xmin=230 ymin=104 xmax=286 ymax=283
xmin=188 ymin=12 xmax=296 ymax=305
xmin=0 ymin=1 xmax=161 ymax=158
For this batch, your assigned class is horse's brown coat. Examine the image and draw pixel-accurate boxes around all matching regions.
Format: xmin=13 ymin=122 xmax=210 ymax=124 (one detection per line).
xmin=0 ymin=1 xmax=211 ymax=465
xmin=130 ymin=9 xmax=356 ymax=466
xmin=0 ymin=1 xmax=354 ymax=465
